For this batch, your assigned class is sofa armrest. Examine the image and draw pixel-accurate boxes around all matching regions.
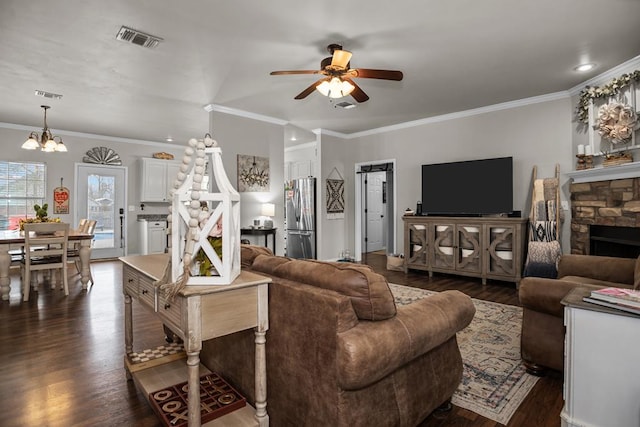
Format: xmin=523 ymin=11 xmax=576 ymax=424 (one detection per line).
xmin=336 ymin=290 xmax=475 ymax=390
xmin=558 ymin=254 xmax=635 ymax=285
xmin=519 ymin=277 xmax=584 ymax=317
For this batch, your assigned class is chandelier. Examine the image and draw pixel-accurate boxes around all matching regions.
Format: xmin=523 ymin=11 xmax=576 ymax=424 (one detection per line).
xmin=239 ymin=156 xmax=269 ymax=187
xmin=21 ymin=105 xmax=67 ymax=152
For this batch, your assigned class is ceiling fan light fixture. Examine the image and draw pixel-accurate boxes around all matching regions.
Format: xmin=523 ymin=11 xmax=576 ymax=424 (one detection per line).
xmin=317 ymin=77 xmax=355 ymax=99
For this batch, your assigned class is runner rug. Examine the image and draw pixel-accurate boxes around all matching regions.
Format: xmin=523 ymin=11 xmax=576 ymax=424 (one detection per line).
xmin=389 ymin=283 xmax=539 ymax=425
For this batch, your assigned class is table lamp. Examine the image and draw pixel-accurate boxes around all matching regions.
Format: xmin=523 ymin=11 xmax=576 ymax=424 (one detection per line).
xmin=261 ymin=203 xmax=275 ymax=229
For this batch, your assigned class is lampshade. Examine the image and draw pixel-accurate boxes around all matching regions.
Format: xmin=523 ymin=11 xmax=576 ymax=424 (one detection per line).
xmin=22 ymin=105 xmax=67 ymax=153
xmin=316 ymin=77 xmax=355 ymax=99
xmin=261 ymin=203 xmax=275 ymax=217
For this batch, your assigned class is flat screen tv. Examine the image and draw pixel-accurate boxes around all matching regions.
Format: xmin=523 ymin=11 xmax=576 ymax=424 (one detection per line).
xmin=421 ymin=157 xmax=513 ymax=216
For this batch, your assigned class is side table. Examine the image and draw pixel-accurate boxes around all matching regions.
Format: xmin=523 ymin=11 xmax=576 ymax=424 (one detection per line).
xmin=121 ymin=254 xmax=271 ymax=426
xmin=241 ymin=227 xmax=277 ymax=253
xmin=561 ymin=286 xmax=640 ymax=427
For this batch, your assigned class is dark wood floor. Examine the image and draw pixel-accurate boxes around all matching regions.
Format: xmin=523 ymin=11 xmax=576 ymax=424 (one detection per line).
xmin=0 ymin=254 xmax=563 ymax=426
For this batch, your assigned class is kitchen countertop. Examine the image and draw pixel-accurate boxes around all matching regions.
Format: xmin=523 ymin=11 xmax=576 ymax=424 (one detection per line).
xmin=137 ymin=214 xmax=168 ymax=221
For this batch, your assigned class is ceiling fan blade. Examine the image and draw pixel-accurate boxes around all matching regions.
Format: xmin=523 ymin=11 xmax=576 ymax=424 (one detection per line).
xmin=269 ymin=70 xmax=320 ymax=76
xmin=344 ymin=78 xmax=369 ymax=103
xmin=270 ymin=70 xmax=320 ymax=75
xmin=351 ymin=68 xmax=404 ymax=81
xmin=294 ymin=78 xmax=328 ymax=100
xmin=331 ymin=50 xmax=352 ymax=69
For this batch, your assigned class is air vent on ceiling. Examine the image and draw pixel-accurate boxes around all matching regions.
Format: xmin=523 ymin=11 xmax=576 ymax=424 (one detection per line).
xmin=116 ymin=26 xmax=163 ymax=49
xmin=335 ymin=101 xmax=356 ymax=109
xmin=35 ymin=90 xmax=63 ymax=100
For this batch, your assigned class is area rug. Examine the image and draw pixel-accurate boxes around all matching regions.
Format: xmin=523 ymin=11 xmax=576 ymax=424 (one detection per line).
xmin=389 ymin=283 xmax=539 ymax=425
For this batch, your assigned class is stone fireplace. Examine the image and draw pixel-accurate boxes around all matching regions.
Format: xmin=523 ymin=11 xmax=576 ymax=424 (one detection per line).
xmin=570 ymin=173 xmax=640 ymax=255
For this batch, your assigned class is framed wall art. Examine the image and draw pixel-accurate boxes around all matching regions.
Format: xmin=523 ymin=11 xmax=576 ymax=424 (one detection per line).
xmin=237 ymin=154 xmax=269 ymax=192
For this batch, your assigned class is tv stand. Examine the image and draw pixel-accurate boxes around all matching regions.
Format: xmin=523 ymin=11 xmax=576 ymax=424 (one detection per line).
xmin=403 ymin=215 xmax=528 ymax=285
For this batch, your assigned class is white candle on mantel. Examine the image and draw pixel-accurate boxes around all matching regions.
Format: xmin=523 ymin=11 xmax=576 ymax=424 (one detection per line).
xmin=585 ymin=145 xmax=593 ymax=156
xmin=577 ymin=144 xmax=585 ymax=155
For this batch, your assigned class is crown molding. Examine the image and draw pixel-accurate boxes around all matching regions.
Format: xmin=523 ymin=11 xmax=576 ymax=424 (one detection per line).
xmin=567 ymin=54 xmax=640 ymax=96
xmin=204 ymin=103 xmax=288 ymax=126
xmin=0 ymin=121 xmax=183 ymax=148
xmin=345 ymin=91 xmax=570 ymax=139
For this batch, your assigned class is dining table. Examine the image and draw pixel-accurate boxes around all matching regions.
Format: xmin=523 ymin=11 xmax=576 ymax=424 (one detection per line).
xmin=0 ymin=229 xmax=94 ymax=301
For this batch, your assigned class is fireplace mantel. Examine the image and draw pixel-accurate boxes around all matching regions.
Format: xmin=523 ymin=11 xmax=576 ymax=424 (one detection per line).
xmin=566 ymin=161 xmax=640 ymax=183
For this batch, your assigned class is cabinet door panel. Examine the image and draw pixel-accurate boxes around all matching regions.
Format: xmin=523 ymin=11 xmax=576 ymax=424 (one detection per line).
xmin=486 ymin=225 xmax=515 ymax=276
xmin=407 ymin=224 xmax=428 ymax=266
xmin=456 ymin=225 xmax=482 ymax=273
xmin=432 ymin=224 xmax=454 ymax=268
xmin=141 ymin=159 xmax=167 ymax=202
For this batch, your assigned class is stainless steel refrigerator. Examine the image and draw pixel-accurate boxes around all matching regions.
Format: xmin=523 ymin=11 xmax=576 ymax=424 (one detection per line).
xmin=285 ymin=178 xmax=317 ymax=259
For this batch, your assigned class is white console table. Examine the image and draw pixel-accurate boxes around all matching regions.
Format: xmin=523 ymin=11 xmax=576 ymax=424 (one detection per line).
xmin=561 ymin=287 xmax=640 ymax=427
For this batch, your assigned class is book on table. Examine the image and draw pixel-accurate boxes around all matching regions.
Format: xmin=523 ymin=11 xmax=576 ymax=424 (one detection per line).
xmin=589 ymin=287 xmax=640 ymax=309
xmin=583 ymin=297 xmax=640 ymax=316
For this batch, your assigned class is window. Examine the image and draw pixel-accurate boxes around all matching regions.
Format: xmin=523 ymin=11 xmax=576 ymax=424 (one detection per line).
xmin=0 ymin=161 xmax=47 ymax=230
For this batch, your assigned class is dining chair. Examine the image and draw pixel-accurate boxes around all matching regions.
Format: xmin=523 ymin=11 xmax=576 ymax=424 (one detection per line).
xmin=68 ymin=219 xmax=96 ymax=285
xmin=21 ymin=222 xmax=70 ymax=302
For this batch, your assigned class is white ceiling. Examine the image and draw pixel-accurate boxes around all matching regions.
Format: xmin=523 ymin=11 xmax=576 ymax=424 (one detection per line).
xmin=1 ymin=0 xmax=639 ymax=144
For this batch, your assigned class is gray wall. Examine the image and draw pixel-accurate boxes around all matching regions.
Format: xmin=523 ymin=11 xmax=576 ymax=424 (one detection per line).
xmin=327 ymin=96 xmax=574 ymax=259
xmin=0 ymin=126 xmax=184 ymax=255
xmin=210 ymin=111 xmax=285 ymax=254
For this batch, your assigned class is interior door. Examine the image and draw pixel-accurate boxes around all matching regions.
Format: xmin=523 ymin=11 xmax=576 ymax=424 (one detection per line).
xmin=75 ymin=164 xmax=127 ymax=259
xmin=364 ymin=171 xmax=385 ymax=252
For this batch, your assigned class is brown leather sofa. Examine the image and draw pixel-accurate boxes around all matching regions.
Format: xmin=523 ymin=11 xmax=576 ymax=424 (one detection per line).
xmin=200 ymin=245 xmax=476 ymax=426
xmin=519 ymin=254 xmax=639 ymax=374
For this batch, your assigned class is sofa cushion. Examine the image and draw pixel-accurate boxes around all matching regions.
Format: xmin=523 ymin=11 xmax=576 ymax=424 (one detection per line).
xmin=240 ymin=244 xmax=273 ymax=268
xmin=272 ymin=259 xmax=397 ymax=321
xmin=561 ymin=275 xmax=633 ymax=290
xmin=251 ymin=254 xmax=292 ymax=275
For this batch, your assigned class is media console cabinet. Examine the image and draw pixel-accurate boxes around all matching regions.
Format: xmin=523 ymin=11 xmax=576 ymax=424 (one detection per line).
xmin=403 ymin=215 xmax=528 ymax=285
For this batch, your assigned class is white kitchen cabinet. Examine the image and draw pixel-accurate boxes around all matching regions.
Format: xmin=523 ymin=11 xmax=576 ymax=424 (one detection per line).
xmin=139 ymin=158 xmax=181 ymax=202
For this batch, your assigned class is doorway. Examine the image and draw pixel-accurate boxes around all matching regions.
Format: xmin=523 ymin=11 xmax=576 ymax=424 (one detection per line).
xmin=355 ymin=161 xmax=396 ymax=260
xmin=75 ymin=164 xmax=128 ymax=259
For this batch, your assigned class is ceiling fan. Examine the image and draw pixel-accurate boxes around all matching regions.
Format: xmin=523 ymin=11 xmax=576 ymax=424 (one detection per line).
xmin=270 ymin=43 xmax=403 ymax=103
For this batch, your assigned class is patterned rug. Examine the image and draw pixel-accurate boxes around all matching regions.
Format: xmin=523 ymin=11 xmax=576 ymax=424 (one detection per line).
xmin=389 ymin=283 xmax=539 ymax=425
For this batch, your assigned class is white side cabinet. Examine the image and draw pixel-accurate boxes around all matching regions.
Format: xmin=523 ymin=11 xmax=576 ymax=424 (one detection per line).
xmin=561 ymin=287 xmax=640 ymax=427
xmin=139 ymin=158 xmax=180 ymax=202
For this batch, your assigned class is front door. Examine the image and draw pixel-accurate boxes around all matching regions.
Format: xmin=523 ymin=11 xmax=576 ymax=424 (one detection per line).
xmin=75 ymin=164 xmax=127 ymax=259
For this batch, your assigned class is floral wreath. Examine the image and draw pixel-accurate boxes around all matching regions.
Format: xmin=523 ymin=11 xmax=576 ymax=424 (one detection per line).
xmin=575 ymin=70 xmax=640 ymax=124
xmin=596 ymin=102 xmax=638 ymax=145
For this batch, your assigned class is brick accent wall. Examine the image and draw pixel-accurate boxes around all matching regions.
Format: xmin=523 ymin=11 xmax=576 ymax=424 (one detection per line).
xmin=570 ymin=178 xmax=640 ymax=254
